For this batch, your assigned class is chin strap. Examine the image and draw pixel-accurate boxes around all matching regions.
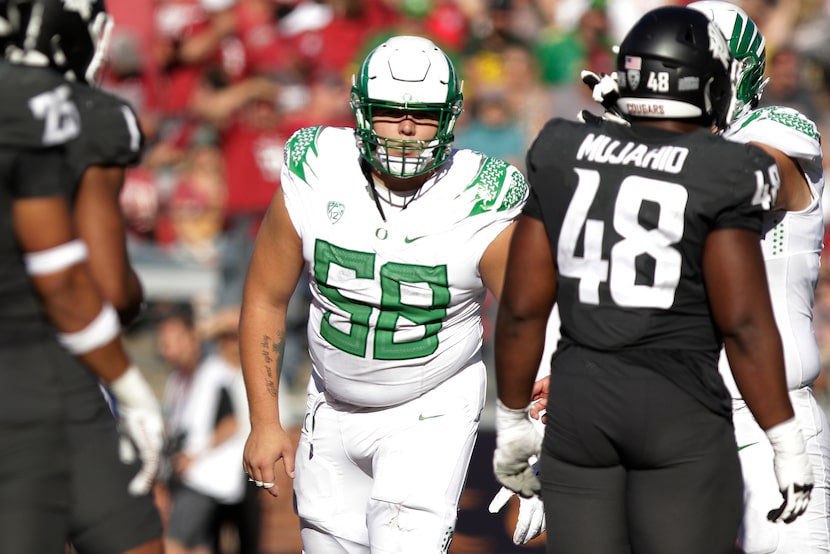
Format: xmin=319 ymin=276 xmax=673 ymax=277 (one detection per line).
xmin=361 ymin=159 xmax=387 ymax=223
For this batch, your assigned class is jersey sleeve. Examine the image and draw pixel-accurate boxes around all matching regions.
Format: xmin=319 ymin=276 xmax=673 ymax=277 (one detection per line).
xmin=712 ymin=141 xmax=779 ymax=234
xmin=452 ymin=153 xmax=529 ymax=266
xmin=69 ymin=87 xmax=145 ymax=175
xmin=724 ymin=106 xmax=822 ymax=161
xmin=281 ymin=125 xmax=326 ymax=239
xmin=522 ymin=185 xmax=542 ymax=220
xmin=10 ymin=147 xmax=70 ymax=199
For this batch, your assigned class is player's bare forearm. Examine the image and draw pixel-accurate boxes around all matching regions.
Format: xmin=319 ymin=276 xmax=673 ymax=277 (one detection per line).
xmin=495 ymin=313 xmax=546 ymax=409
xmin=725 ymin=330 xmax=794 ymax=430
xmin=704 ymin=228 xmax=794 ymax=429
xmin=239 ymin=301 xmax=289 ymax=428
xmin=496 ymin=216 xmax=557 ymax=410
xmin=258 ymin=330 xmax=285 ymax=399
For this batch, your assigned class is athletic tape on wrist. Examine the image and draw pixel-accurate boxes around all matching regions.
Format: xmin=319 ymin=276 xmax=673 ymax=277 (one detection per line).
xmin=24 ymin=239 xmax=88 ymax=275
xmin=57 ymin=302 xmax=121 ymax=354
xmin=496 ymin=399 xmax=532 ymax=425
xmin=110 ymin=364 xmax=157 ymax=408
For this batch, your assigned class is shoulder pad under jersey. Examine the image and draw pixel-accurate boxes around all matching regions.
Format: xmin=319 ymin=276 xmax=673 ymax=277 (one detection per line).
xmin=725 ymin=106 xmax=822 ymax=161
xmin=0 ymin=63 xmax=80 ymax=148
xmin=69 ymin=84 xmax=144 ymax=172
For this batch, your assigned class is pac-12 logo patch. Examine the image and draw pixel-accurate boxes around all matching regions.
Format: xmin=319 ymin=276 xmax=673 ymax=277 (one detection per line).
xmin=327 ymin=201 xmax=345 ymax=224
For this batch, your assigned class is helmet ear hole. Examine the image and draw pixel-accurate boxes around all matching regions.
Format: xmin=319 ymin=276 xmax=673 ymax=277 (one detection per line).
xmin=350 ymin=35 xmax=463 ymax=178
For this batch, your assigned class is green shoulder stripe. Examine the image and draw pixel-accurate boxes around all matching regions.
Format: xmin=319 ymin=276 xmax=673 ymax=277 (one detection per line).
xmin=284 ymin=126 xmax=324 ymax=183
xmin=466 ymin=157 xmax=528 ymax=217
xmin=737 ymin=107 xmax=820 ymax=141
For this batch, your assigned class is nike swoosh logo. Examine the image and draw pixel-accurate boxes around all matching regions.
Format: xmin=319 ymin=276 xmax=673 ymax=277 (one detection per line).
xmin=418 ymin=413 xmax=445 ymax=421
xmin=738 ymin=442 xmax=759 ymax=452
xmin=404 ymin=235 xmax=426 ymax=243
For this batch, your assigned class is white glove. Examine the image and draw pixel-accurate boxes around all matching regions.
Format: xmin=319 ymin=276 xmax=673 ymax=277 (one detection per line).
xmin=109 ymin=365 xmax=165 ymax=496
xmin=489 ymin=455 xmax=546 ymax=545
xmin=765 ymin=417 xmax=814 ymax=523
xmin=577 ymin=70 xmax=630 ymax=126
xmin=493 ymin=399 xmax=543 ymax=498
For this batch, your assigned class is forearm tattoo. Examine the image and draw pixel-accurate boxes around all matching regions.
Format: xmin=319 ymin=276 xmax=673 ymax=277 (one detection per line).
xmin=260 ymin=331 xmax=286 ymax=398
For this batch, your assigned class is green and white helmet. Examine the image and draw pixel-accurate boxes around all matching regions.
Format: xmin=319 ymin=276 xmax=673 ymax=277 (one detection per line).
xmin=689 ymin=1 xmax=768 ymax=124
xmin=351 ymin=35 xmax=463 ymax=178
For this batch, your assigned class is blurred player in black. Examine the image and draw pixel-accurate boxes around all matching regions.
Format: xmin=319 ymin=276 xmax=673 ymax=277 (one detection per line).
xmin=1 ymin=1 xmax=164 ymax=553
xmin=492 ymin=7 xmax=814 ymax=554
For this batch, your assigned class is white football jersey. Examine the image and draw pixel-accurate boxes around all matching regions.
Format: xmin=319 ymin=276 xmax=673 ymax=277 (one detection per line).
xmin=719 ymin=106 xmax=824 ymax=395
xmin=281 ymin=126 xmax=528 ymax=407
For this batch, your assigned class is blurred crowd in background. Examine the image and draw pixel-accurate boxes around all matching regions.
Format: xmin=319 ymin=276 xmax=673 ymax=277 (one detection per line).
xmin=109 ymin=0 xmax=830 ymax=398
xmin=96 ymin=0 xmax=830 ymax=551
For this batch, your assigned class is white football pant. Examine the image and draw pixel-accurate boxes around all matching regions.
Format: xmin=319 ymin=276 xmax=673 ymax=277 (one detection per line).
xmin=295 ymin=361 xmax=486 ymax=553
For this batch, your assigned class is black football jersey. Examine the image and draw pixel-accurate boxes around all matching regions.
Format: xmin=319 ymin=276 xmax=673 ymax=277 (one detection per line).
xmin=526 ymin=118 xmax=779 ymax=353
xmin=0 ymin=62 xmax=79 ymax=343
xmin=65 ymin=84 xmax=144 ymax=193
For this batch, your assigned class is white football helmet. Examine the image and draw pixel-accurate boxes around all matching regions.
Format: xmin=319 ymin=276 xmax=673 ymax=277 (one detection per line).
xmin=351 ymin=35 xmax=463 ymax=178
xmin=689 ymin=1 xmax=768 ymax=125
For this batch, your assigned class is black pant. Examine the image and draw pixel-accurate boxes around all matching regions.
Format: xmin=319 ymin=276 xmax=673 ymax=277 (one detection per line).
xmin=540 ymin=345 xmax=742 ymax=554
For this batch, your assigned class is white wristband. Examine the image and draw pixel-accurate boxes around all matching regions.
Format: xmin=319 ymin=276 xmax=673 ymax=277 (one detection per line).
xmin=57 ymin=302 xmax=120 ymax=355
xmin=24 ymin=239 xmax=88 ymax=275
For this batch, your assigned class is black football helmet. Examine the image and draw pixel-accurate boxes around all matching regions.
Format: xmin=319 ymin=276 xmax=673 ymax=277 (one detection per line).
xmin=4 ymin=0 xmax=113 ymax=85
xmin=614 ymin=6 xmax=736 ymax=130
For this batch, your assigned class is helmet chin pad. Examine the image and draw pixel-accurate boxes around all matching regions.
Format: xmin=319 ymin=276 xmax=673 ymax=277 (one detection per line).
xmin=371 ymin=138 xmax=441 ymax=178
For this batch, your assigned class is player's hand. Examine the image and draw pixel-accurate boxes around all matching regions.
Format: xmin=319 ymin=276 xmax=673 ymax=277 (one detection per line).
xmin=765 ymin=417 xmax=814 ymax=523
xmin=582 ymin=70 xmax=619 ymax=109
xmin=489 ymin=461 xmax=546 ymax=545
xmin=577 ymin=109 xmax=603 ymax=124
xmin=493 ymin=400 xmax=543 ymax=498
xmin=530 ymin=377 xmax=549 ymax=423
xmin=243 ymin=423 xmax=295 ymax=498
xmin=578 ymin=70 xmax=630 ymax=126
xmin=109 ymin=365 xmax=165 ymax=496
xmin=577 ymin=108 xmax=631 ymax=126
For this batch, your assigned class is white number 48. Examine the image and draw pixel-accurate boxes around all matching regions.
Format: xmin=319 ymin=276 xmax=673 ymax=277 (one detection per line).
xmin=558 ymin=168 xmax=687 ymax=309
xmin=646 ymin=71 xmax=670 ymax=93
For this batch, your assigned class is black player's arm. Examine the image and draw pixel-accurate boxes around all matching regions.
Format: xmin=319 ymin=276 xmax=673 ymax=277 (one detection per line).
xmin=13 ymin=189 xmax=132 ymax=384
xmin=74 ymin=165 xmax=144 ymax=324
xmin=749 ymin=141 xmax=812 ymax=212
xmin=495 ymin=214 xmax=557 ymax=410
xmin=703 ymin=227 xmax=794 ymax=429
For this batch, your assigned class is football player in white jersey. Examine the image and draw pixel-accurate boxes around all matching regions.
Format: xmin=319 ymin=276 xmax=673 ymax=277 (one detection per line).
xmin=573 ymin=2 xmax=827 ymax=551
xmin=238 ymin=35 xmax=529 ymax=553
xmin=689 ymin=3 xmax=830 ymax=552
